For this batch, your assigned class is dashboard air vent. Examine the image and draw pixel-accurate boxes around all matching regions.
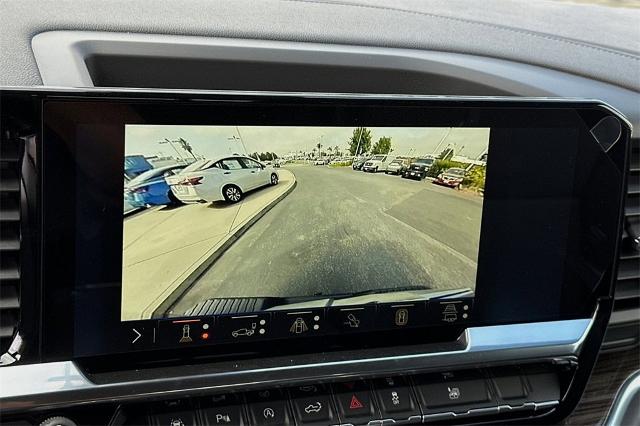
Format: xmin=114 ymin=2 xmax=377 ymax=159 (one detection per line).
xmin=0 ymin=131 xmax=22 ymax=362
xmin=604 ymin=137 xmax=640 ymax=351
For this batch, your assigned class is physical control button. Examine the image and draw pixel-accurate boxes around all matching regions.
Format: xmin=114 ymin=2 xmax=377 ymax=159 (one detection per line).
xmin=414 ymin=371 xmax=493 ymax=411
xmin=377 ymin=302 xmax=426 ymax=329
xmin=199 ymin=394 xmax=246 ymax=425
xmin=148 ymin=399 xmax=198 ymax=426
xmin=373 ymin=376 xmax=421 ymax=420
xmin=522 ymin=364 xmax=561 ymax=404
xmin=329 ymin=305 xmax=375 ymax=333
xmin=246 ymin=389 xmax=293 ymax=425
xmin=290 ymin=384 xmax=336 ymax=425
xmin=332 ymin=381 xmax=378 ymax=425
xmin=429 ymin=298 xmax=473 ymax=324
xmin=490 ymin=367 xmax=528 ymax=401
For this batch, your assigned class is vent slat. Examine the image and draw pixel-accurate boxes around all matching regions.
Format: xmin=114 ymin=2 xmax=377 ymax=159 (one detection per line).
xmin=0 ymin=168 xmax=19 ymax=192
xmin=0 ymin=137 xmax=20 ymax=162
xmin=617 ymin=257 xmax=640 ymax=281
xmin=614 ymin=278 xmax=640 ymax=301
xmin=0 ymin=203 xmax=20 ymax=221
xmin=0 ymin=256 xmax=20 ymax=281
xmin=625 ymin=193 xmax=639 ymax=217
xmin=0 ymin=325 xmax=15 ymax=339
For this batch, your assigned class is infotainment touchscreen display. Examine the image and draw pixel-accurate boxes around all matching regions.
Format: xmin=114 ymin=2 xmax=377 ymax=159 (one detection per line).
xmin=122 ymin=125 xmax=489 ymax=322
xmin=4 ymin=88 xmax=622 ymax=359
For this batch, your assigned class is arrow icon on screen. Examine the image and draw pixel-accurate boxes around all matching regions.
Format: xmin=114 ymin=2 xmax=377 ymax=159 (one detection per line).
xmin=132 ymin=328 xmax=142 ymax=344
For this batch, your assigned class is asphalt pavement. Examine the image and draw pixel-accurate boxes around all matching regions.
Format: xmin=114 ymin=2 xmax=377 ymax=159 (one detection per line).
xmin=170 ymin=165 xmax=483 ymax=315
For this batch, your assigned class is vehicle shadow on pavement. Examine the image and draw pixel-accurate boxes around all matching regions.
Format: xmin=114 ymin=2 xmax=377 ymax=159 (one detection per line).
xmin=206 ymin=188 xmax=268 ymax=210
xmin=157 ymin=204 xmax=188 ymax=212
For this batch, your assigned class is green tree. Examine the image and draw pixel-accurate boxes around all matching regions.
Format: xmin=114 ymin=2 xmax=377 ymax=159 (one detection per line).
xmin=348 ymin=127 xmax=372 ymax=156
xmin=371 ymin=136 xmax=392 ymax=155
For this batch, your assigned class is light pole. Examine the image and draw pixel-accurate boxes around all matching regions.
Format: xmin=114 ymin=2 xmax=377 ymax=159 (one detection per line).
xmin=354 ymin=128 xmax=364 ymax=157
xmin=159 ymin=138 xmax=186 ymax=163
xmin=228 ymin=127 xmax=248 ymax=155
xmin=431 ymin=127 xmax=452 ymax=157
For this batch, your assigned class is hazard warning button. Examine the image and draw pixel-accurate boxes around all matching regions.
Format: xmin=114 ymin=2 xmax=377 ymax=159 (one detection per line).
xmin=332 ymin=381 xmax=379 ymax=424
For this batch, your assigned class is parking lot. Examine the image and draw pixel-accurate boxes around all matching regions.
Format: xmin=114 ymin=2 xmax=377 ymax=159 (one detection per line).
xmin=169 ymin=164 xmax=483 ymax=315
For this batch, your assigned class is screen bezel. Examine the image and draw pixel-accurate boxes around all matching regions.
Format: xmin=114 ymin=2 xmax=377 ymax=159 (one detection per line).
xmin=35 ymin=91 xmax=628 ymax=361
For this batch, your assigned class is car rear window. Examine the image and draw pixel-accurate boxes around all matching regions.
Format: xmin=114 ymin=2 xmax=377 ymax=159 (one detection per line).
xmin=220 ymin=158 xmax=244 ymax=170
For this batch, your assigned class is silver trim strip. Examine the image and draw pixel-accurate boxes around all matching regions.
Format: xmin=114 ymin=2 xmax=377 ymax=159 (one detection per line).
xmin=0 ymin=318 xmax=591 ymax=412
xmin=603 ymin=369 xmax=640 ymax=426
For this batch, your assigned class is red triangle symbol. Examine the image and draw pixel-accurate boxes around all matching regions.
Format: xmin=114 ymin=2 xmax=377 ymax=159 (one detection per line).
xmin=349 ymin=395 xmax=364 ymax=410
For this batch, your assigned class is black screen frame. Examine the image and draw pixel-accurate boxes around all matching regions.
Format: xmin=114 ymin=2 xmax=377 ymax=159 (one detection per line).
xmin=28 ymin=90 xmax=629 ymax=362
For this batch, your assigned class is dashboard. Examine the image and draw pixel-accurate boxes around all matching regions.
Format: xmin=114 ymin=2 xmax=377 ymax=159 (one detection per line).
xmin=0 ymin=2 xmax=638 ymax=426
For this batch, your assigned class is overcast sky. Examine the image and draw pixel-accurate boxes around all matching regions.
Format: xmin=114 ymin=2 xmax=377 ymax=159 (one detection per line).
xmin=125 ymin=125 xmax=490 ymax=160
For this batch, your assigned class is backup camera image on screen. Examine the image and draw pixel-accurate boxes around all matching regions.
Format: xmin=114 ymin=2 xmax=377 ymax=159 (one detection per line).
xmin=122 ymin=125 xmax=489 ymax=321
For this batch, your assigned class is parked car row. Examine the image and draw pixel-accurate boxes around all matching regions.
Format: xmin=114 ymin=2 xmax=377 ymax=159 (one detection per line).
xmin=123 ymin=156 xmax=280 ymax=212
xmin=352 ymin=155 xmax=467 ymax=189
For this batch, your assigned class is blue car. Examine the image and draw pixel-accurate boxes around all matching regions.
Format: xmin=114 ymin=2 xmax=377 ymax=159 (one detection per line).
xmin=124 ymin=164 xmax=186 ymax=208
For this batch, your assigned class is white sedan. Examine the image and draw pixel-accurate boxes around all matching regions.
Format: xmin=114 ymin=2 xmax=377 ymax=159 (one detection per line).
xmin=166 ymin=156 xmax=279 ymax=204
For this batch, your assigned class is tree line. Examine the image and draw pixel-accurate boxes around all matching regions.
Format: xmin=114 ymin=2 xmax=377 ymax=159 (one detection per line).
xmin=249 ymin=152 xmax=279 ymax=161
xmin=348 ymin=127 xmax=393 ymax=156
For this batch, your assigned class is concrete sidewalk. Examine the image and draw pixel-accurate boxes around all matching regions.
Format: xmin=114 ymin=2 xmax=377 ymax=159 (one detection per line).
xmin=121 ymin=169 xmax=296 ymax=320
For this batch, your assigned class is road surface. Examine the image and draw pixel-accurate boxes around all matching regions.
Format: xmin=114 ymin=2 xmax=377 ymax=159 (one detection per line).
xmin=170 ymin=165 xmax=483 ymax=314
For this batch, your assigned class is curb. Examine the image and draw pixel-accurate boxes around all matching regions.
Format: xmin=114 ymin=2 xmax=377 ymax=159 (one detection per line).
xmin=151 ymin=177 xmax=298 ymax=318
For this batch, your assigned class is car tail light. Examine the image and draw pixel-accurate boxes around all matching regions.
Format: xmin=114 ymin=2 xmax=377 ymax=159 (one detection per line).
xmin=179 ymin=176 xmax=203 ymax=185
xmin=132 ymin=186 xmax=148 ymax=193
